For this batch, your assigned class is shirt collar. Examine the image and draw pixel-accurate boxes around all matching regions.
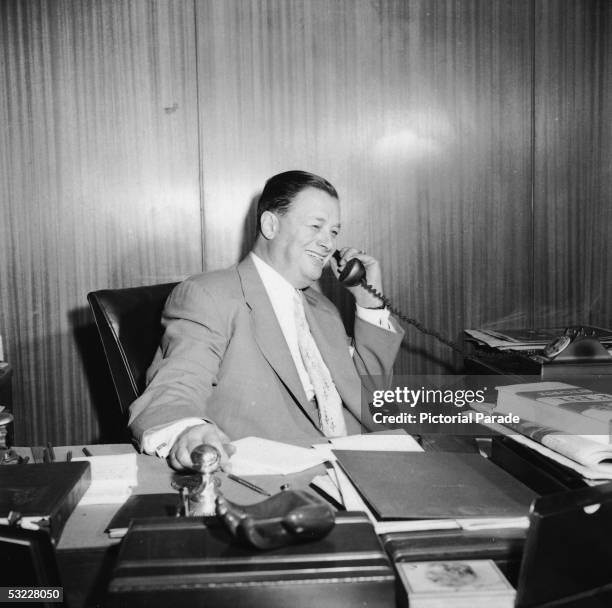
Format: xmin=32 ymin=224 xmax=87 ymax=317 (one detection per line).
xmin=250 ymin=252 xmax=300 ymax=302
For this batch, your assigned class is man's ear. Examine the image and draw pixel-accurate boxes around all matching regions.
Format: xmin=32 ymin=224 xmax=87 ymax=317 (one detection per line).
xmin=259 ymin=211 xmax=278 ymax=240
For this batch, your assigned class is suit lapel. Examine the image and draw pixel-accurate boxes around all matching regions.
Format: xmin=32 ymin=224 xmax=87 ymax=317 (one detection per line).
xmin=237 ymin=257 xmax=321 ymax=431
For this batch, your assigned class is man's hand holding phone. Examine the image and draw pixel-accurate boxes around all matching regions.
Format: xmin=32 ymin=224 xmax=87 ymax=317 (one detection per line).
xmin=331 ymin=247 xmax=385 ymax=309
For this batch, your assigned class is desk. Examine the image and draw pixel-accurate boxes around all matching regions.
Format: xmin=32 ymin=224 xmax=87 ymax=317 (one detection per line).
xmin=11 ymin=441 xmax=533 ymax=607
xmin=12 ymin=439 xmax=531 ymax=607
xmin=6 ymin=434 xmax=603 ymax=606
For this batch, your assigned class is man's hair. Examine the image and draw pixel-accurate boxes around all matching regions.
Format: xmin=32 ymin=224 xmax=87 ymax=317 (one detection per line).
xmin=256 ymin=170 xmax=338 ymax=233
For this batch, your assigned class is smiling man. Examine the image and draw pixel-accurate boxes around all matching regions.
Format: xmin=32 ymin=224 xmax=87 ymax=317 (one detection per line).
xmin=128 ymin=171 xmax=404 ymax=470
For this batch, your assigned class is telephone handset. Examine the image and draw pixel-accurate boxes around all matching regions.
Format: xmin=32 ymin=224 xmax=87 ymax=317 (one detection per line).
xmin=332 ymin=250 xmax=366 ymax=287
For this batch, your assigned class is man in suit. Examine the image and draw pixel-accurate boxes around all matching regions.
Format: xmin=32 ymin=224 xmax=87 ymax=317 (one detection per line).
xmin=129 ymin=170 xmax=404 ymax=470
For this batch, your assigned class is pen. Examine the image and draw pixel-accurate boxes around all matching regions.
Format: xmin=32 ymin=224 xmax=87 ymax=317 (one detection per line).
xmin=227 ymin=473 xmax=271 ymax=497
xmin=82 ymin=447 xmax=93 ymax=457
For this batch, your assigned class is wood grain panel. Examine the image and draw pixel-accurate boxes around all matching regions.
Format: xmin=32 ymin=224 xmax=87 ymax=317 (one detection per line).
xmin=195 ymin=0 xmax=534 ymax=373
xmin=0 ymin=0 xmax=201 ymax=445
xmin=533 ymin=0 xmax=612 ymax=328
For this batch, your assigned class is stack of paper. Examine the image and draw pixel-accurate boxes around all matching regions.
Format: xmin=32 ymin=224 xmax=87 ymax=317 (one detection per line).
xmin=465 ymin=327 xmax=612 ymax=351
xmin=74 ymin=453 xmax=138 ymax=505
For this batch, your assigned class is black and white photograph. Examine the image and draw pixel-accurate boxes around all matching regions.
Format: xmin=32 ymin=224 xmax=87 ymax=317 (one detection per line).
xmin=1 ymin=0 xmax=611 ymax=605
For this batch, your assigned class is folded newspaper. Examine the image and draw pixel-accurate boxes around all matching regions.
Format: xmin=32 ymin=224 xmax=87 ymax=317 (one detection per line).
xmin=471 ymin=402 xmax=612 ymax=480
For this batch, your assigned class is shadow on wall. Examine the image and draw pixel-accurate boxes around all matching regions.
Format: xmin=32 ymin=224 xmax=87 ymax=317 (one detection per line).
xmin=239 ymin=191 xmax=261 ymax=262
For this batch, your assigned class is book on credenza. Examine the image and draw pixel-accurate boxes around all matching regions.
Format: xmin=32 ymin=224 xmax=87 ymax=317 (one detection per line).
xmin=495 ymin=381 xmax=612 ymax=441
xmin=395 ymin=559 xmax=515 ymax=608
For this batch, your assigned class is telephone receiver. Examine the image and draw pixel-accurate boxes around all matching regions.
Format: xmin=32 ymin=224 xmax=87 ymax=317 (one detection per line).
xmin=332 ymin=250 xmax=366 ymax=287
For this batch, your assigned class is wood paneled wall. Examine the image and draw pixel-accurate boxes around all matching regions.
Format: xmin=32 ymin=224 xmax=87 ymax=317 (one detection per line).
xmin=533 ymin=0 xmax=612 ymax=327
xmin=0 ymin=0 xmax=202 ymax=444
xmin=0 ymin=0 xmax=609 ymax=445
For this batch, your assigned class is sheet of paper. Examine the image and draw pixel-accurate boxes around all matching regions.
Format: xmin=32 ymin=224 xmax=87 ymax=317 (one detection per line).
xmin=72 ymin=453 xmax=138 ymax=505
xmin=459 ymin=517 xmax=529 ymax=531
xmin=78 ymin=481 xmax=134 ymax=506
xmin=73 ymin=453 xmax=138 ymax=483
xmin=229 ymin=437 xmax=326 ymax=475
xmin=328 ymin=433 xmax=423 ymax=452
xmin=375 ymin=519 xmax=461 ymax=534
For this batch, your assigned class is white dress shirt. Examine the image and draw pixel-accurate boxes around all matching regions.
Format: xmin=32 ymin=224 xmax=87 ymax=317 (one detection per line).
xmin=142 ymin=252 xmax=394 ymax=457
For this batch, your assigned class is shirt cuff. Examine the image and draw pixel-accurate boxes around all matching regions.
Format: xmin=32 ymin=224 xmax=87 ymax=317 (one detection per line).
xmin=141 ymin=417 xmax=211 ymax=458
xmin=356 ymin=304 xmax=395 ymax=332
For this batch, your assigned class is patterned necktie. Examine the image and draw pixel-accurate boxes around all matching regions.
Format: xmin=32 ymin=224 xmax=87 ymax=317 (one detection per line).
xmin=294 ymin=291 xmax=347 ymax=437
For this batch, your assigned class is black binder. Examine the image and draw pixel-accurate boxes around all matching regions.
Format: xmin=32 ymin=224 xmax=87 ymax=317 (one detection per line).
xmin=0 ymin=462 xmax=91 ymax=542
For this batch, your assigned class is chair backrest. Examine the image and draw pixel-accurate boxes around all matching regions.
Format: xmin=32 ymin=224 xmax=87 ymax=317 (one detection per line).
xmin=87 ymin=282 xmax=178 ymax=417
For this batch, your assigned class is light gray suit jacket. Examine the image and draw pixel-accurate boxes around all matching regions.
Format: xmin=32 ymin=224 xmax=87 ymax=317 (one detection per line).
xmin=129 ymin=255 xmax=404 ymax=447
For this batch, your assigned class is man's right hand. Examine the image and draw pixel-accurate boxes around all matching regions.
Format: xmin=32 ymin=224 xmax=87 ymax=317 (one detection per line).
xmin=167 ymin=422 xmax=235 ymax=472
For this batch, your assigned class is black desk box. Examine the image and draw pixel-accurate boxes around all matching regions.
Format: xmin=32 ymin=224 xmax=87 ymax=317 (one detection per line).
xmin=107 ymin=511 xmax=395 ymax=608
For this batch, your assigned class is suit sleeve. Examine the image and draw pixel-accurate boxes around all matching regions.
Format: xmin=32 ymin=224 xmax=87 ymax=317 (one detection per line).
xmin=352 ymin=314 xmax=404 ymax=392
xmin=128 ymin=279 xmax=229 ymax=446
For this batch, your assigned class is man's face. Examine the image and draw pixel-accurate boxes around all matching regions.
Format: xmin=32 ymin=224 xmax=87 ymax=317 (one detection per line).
xmin=265 ymin=187 xmax=341 ymax=288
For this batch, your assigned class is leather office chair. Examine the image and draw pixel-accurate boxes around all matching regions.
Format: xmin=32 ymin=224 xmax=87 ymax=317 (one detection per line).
xmin=87 ymin=282 xmax=178 ymax=417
